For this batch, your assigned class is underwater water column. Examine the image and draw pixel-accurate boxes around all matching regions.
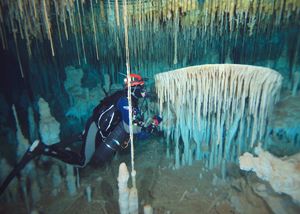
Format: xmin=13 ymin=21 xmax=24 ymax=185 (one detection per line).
xmin=155 ymin=64 xmax=282 ymax=169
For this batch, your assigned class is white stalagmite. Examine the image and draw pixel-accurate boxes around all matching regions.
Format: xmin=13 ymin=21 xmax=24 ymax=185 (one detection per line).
xmin=85 ymin=185 xmax=92 ymax=202
xmin=66 ymin=164 xmax=77 ymax=196
xmin=239 ymin=144 xmax=300 ymax=204
xmin=13 ymin=105 xmax=30 ymax=160
xmin=155 ymin=64 xmax=282 ymax=169
xmin=128 ymin=187 xmax=138 ymax=214
xmin=13 ymin=105 xmax=41 ymax=206
xmin=143 ymin=205 xmax=153 ymax=214
xmin=50 ymin=164 xmax=63 ymax=196
xmin=38 ymin=98 xmax=61 ymax=145
xmin=118 ymin=162 xmax=130 ymax=214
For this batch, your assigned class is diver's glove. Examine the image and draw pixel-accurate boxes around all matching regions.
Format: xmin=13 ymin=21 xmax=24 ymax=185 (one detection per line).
xmin=143 ymin=115 xmax=163 ymax=134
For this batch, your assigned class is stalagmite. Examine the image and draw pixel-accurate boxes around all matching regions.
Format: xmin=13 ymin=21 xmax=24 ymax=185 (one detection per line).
xmin=38 ymin=98 xmax=61 ymax=145
xmin=76 ymin=167 xmax=80 ymax=188
xmin=31 ymin=179 xmax=41 ymax=204
xmin=13 ymin=105 xmax=40 ymax=209
xmin=128 ymin=186 xmax=138 ymax=214
xmin=292 ymin=72 xmax=300 ymax=96
xmin=13 ymin=105 xmax=30 ymax=160
xmin=118 ymin=162 xmax=130 ymax=214
xmin=143 ymin=205 xmax=153 ymax=214
xmin=239 ymin=143 xmax=300 ymax=204
xmin=50 ymin=164 xmax=63 ymax=196
xmin=85 ymin=185 xmax=92 ymax=202
xmin=66 ymin=164 xmax=77 ymax=196
xmin=155 ymin=64 xmax=282 ymax=169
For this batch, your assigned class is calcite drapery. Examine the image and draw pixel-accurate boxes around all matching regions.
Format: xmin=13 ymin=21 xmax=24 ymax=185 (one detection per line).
xmin=155 ymin=64 xmax=282 ymax=169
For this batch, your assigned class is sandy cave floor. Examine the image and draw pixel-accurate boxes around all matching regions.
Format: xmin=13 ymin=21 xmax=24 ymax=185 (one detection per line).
xmin=1 ymin=136 xmax=300 ymax=214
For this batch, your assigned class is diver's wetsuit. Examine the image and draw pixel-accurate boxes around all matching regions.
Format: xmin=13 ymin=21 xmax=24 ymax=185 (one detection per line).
xmin=40 ymin=89 xmax=145 ymax=167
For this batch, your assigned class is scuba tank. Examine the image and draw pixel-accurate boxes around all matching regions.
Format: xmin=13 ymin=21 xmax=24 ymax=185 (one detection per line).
xmin=92 ymin=122 xmax=129 ymax=164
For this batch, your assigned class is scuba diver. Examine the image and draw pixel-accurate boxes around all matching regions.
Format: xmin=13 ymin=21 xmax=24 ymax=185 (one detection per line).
xmin=0 ymin=73 xmax=162 ymax=195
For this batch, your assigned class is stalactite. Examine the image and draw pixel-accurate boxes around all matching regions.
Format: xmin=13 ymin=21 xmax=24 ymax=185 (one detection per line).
xmin=90 ymin=0 xmax=99 ymax=60
xmin=16 ymin=10 xmax=24 ymax=40
xmin=76 ymin=0 xmax=87 ymax=64
xmin=17 ymin=0 xmax=24 ymax=20
xmin=24 ymin=17 xmax=31 ymax=57
xmin=54 ymin=0 xmax=63 ymax=47
xmin=61 ymin=0 xmax=69 ymax=40
xmin=173 ymin=7 xmax=179 ymax=65
xmin=30 ymin=0 xmax=37 ymax=18
xmin=42 ymin=0 xmax=55 ymax=56
xmin=155 ymin=64 xmax=282 ymax=169
xmin=11 ymin=16 xmax=24 ymax=78
xmin=0 ymin=0 xmax=298 ymax=63
xmin=70 ymin=10 xmax=81 ymax=65
xmin=0 ymin=22 xmax=6 ymax=49
xmin=115 ymin=0 xmax=120 ymax=27
xmin=139 ymin=0 xmax=142 ymax=31
xmin=81 ymin=0 xmax=85 ymax=16
xmin=100 ymin=0 xmax=105 ymax=19
xmin=0 ymin=1 xmax=6 ymax=49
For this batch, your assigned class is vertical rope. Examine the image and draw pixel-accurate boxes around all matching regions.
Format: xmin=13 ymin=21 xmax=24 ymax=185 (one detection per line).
xmin=123 ymin=0 xmax=136 ymax=188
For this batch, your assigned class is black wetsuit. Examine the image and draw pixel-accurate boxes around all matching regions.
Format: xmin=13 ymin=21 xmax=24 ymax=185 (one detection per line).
xmin=42 ymin=89 xmax=143 ymax=167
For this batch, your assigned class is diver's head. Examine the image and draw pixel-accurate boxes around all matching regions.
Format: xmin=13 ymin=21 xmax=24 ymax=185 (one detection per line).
xmin=124 ymin=74 xmax=147 ymax=98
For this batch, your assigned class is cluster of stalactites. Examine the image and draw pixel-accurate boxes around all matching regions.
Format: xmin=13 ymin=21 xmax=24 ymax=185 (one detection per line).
xmin=1 ymin=0 xmax=299 ymax=55
xmin=125 ymin=0 xmax=300 ymax=26
xmin=155 ymin=64 xmax=282 ymax=169
xmin=0 ymin=0 xmax=77 ymax=55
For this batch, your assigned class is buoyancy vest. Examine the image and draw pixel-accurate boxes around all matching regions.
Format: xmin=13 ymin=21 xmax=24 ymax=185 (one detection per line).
xmin=92 ymin=90 xmax=125 ymax=141
xmin=92 ymin=89 xmax=140 ymax=142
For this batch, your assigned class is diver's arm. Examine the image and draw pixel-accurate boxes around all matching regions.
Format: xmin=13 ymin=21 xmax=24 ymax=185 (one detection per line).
xmin=117 ymin=97 xmax=143 ymax=134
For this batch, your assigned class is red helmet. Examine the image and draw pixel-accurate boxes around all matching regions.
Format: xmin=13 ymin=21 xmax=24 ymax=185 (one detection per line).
xmin=124 ymin=74 xmax=145 ymax=87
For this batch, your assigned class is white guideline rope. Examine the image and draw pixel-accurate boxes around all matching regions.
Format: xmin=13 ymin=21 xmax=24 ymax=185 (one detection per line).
xmin=123 ymin=0 xmax=136 ymax=188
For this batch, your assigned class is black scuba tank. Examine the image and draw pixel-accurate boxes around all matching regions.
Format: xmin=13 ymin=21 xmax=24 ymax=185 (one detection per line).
xmin=92 ymin=122 xmax=129 ymax=164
